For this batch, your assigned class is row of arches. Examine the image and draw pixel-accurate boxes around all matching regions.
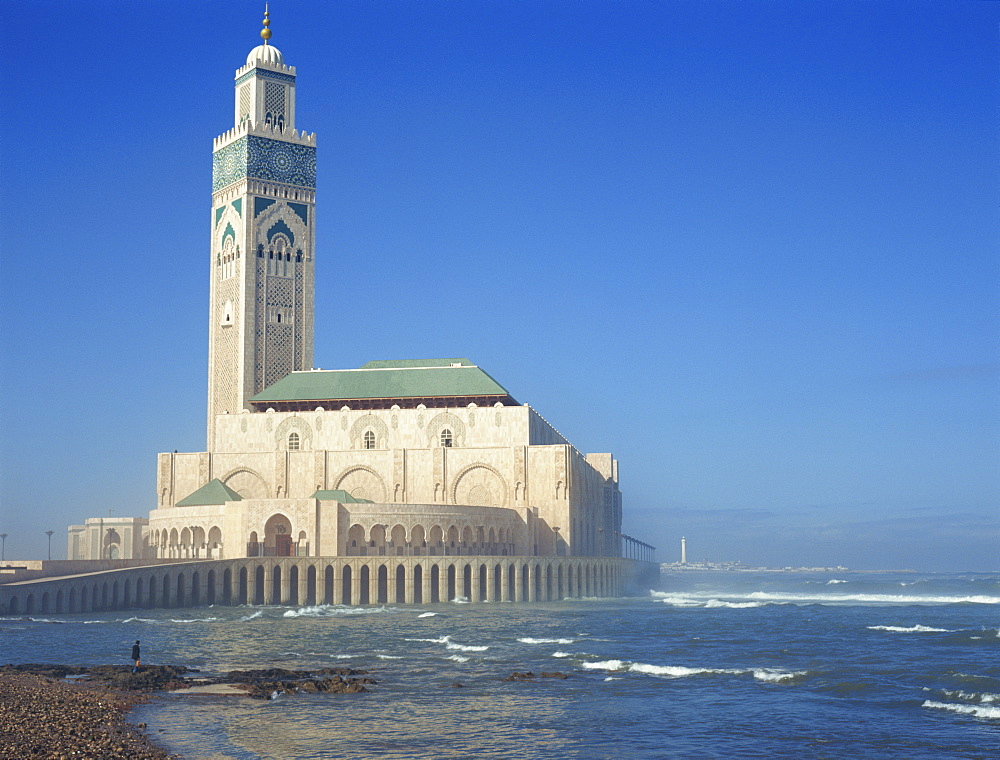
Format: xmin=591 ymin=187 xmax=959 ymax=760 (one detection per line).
xmin=1 ymin=558 xmax=626 ymax=614
xmin=150 ymin=526 xmax=224 ymax=559
xmin=346 ymin=522 xmax=518 ymax=557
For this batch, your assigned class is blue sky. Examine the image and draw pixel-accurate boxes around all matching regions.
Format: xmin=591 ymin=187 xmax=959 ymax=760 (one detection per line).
xmin=1 ymin=1 xmax=997 ymax=571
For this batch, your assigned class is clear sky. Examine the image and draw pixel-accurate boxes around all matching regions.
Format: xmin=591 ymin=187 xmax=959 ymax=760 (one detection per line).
xmin=1 ymin=1 xmax=997 ymax=571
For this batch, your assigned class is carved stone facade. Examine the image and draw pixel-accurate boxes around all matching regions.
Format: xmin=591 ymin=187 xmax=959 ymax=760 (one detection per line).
xmin=207 ymin=42 xmax=317 ymax=443
xmin=73 ymin=25 xmax=629 ymax=585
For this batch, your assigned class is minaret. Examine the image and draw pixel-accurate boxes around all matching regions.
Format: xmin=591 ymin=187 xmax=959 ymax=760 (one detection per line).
xmin=207 ymin=7 xmax=317 ymax=445
xmin=681 ymin=536 xmax=687 ymax=564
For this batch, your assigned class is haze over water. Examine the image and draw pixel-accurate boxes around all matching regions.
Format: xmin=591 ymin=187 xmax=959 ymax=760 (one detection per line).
xmin=3 ymin=571 xmax=998 ymax=759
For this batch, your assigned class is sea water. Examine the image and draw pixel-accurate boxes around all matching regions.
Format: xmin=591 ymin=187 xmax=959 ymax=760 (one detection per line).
xmin=2 ymin=571 xmax=997 ymax=759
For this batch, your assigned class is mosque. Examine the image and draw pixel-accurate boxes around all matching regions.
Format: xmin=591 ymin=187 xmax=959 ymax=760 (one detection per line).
xmin=49 ymin=12 xmax=654 ymax=609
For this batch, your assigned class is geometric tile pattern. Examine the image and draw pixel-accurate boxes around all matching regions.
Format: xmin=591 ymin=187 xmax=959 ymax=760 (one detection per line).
xmin=236 ymin=67 xmax=296 ymax=87
xmin=213 ymin=135 xmax=317 ymax=192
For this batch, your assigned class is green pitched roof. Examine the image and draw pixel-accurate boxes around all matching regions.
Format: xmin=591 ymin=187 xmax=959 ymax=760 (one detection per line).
xmin=176 ymin=479 xmax=243 ymax=506
xmin=310 ymin=489 xmax=375 ymax=503
xmin=249 ymin=359 xmax=513 ymax=404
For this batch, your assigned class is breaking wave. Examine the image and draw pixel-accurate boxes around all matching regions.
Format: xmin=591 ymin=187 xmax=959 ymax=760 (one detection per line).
xmin=867 ymin=625 xmax=952 ymax=633
xmin=282 ymin=605 xmax=395 ymax=618
xmin=518 ymin=637 xmax=575 ymax=644
xmin=404 ymin=635 xmax=489 ymax=652
xmin=417 ymin=612 xmax=437 ymax=618
xmin=581 ymin=659 xmax=805 ymax=683
xmin=238 ymin=610 xmax=263 ymax=621
xmin=922 ymin=701 xmax=1000 ymax=720
xmin=169 ymin=617 xmax=218 ymax=623
xmin=651 ymin=589 xmax=999 ymax=607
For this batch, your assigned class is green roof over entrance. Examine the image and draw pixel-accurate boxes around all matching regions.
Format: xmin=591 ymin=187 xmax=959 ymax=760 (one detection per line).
xmin=310 ymin=489 xmax=375 ymax=503
xmin=176 ymin=479 xmax=243 ymax=506
xmin=249 ymin=359 xmax=514 ymax=405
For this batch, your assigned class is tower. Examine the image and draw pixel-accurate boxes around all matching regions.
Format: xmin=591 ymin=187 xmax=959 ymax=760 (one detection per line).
xmin=207 ymin=8 xmax=317 ymax=445
xmin=681 ymin=536 xmax=687 ymax=564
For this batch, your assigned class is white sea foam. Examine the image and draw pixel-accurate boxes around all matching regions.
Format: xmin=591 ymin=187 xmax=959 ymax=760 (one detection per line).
xmin=518 ymin=637 xmax=575 ymax=644
xmin=282 ymin=604 xmax=394 ymax=618
xmin=923 ymin=701 xmax=1000 ymax=720
xmin=169 ymin=617 xmax=218 ymax=623
xmin=239 ymin=610 xmax=263 ymax=621
xmin=704 ymin=599 xmax=764 ymax=609
xmin=417 ymin=612 xmax=437 ymax=618
xmin=451 ymin=596 xmax=470 ymax=604
xmin=552 ymin=651 xmax=573 ymax=658
xmin=650 ymin=588 xmax=1000 ymax=606
xmin=581 ymin=660 xmax=626 ymax=671
xmin=867 ymin=625 xmax=951 ymax=633
xmin=121 ymin=617 xmax=156 ymax=624
xmin=826 ymin=579 xmax=848 ymax=584
xmin=652 ymin=594 xmax=705 ymax=607
xmin=753 ymin=669 xmax=807 ymax=683
xmin=448 ymin=654 xmax=470 ymax=663
xmin=582 ymin=658 xmax=804 ymax=683
xmin=629 ymin=663 xmax=742 ymax=678
xmin=941 ymin=690 xmax=1000 ymax=704
xmin=376 ymin=654 xmax=403 ymax=660
xmin=404 ymin=635 xmax=488 ymax=652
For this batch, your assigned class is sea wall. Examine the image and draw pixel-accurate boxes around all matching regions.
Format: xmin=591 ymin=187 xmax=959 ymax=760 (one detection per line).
xmin=0 ymin=557 xmax=657 ymax=614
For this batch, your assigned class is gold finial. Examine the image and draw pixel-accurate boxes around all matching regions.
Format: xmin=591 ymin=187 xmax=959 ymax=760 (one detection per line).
xmin=260 ymin=3 xmax=272 ymax=44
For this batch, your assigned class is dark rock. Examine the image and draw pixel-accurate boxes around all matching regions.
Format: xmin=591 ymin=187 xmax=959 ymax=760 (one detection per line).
xmin=503 ymin=671 xmax=536 ymax=681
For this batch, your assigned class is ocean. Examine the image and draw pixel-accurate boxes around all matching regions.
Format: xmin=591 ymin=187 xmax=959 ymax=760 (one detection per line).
xmin=2 ymin=571 xmax=997 ymax=759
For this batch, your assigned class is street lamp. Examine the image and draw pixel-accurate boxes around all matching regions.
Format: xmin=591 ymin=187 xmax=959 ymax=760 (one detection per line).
xmin=45 ymin=530 xmax=55 ymax=561
xmin=0 ymin=533 xmax=7 ymax=562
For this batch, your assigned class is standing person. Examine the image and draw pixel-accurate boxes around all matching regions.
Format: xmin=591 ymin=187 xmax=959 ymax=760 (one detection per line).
xmin=131 ymin=640 xmax=141 ymax=673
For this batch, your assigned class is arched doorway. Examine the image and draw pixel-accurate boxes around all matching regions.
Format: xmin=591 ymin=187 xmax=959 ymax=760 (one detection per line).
xmin=264 ymin=514 xmax=294 ymax=557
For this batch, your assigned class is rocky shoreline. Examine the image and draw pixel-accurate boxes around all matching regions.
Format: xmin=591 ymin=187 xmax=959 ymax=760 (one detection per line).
xmin=0 ymin=663 xmax=377 ymax=759
xmin=0 ymin=663 xmax=572 ymax=758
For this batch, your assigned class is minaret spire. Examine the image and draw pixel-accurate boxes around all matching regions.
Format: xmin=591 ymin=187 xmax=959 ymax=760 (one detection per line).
xmin=260 ymin=4 xmax=272 ymax=45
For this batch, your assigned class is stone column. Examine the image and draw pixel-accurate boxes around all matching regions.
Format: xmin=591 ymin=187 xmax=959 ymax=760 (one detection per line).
xmin=527 ymin=563 xmax=537 ymax=602
xmin=280 ymin=563 xmax=292 ymax=604
xmin=298 ymin=562 xmax=310 ymax=605
xmin=471 ymin=564 xmax=482 ymax=604
xmin=263 ymin=565 xmax=274 ymax=605
xmin=229 ymin=565 xmax=241 ymax=604
xmin=421 ymin=562 xmax=433 ymax=605
xmin=404 ymin=562 xmax=415 ymax=604
xmin=343 ymin=563 xmax=355 ymax=606
xmin=500 ymin=564 xmax=510 ymax=602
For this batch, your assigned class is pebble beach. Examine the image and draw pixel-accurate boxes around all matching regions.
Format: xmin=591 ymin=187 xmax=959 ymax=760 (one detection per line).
xmin=0 ymin=671 xmax=173 ymax=760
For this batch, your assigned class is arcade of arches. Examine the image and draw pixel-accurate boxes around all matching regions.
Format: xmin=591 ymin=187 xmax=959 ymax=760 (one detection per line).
xmin=0 ymin=556 xmax=640 ymax=615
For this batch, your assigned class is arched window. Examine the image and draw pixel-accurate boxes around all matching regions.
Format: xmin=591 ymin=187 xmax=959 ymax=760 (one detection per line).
xmin=440 ymin=429 xmax=453 ymax=448
xmin=363 ymin=430 xmax=376 ymax=450
xmin=288 ymin=432 xmax=300 ymax=450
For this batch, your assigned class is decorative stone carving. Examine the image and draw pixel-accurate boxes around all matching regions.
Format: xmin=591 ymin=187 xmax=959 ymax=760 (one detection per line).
xmin=451 ymin=464 xmax=508 ymax=509
xmin=334 ymin=466 xmax=388 ymax=502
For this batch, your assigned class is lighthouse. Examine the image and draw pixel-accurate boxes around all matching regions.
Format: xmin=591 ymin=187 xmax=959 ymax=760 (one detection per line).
xmin=681 ymin=537 xmax=687 ymax=565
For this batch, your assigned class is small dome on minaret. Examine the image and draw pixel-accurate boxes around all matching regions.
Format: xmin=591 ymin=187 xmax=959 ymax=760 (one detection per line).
xmin=246 ymin=4 xmax=283 ymax=65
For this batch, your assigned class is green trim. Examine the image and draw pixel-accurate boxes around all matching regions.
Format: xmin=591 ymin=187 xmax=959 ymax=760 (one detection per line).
xmin=254 ymin=197 xmax=276 ymax=217
xmin=232 ymin=198 xmax=243 ymax=217
xmin=214 ymin=206 xmax=225 ymax=227
xmin=288 ymin=202 xmax=308 ymax=225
